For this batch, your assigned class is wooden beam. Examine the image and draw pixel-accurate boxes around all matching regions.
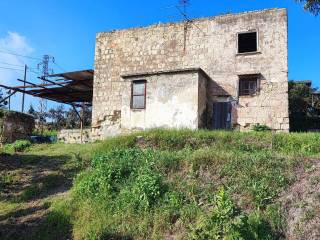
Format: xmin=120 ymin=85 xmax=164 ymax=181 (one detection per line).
xmin=14 ymin=82 xmax=70 ymax=89
xmin=0 ymin=84 xmax=83 ymax=108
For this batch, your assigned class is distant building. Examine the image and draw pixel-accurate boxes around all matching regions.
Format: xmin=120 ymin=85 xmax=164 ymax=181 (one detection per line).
xmin=92 ymin=8 xmax=289 ymax=140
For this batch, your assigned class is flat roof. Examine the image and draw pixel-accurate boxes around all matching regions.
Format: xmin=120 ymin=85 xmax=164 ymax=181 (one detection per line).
xmin=98 ymin=8 xmax=286 ymax=35
xmin=0 ymin=69 xmax=94 ymax=107
xmin=121 ymin=67 xmax=211 ymax=80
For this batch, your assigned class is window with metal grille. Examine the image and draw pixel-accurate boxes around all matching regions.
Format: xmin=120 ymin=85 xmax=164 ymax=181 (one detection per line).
xmin=131 ymin=80 xmax=146 ymax=109
xmin=238 ymin=32 xmax=257 ymax=53
xmin=239 ymin=77 xmax=258 ymax=96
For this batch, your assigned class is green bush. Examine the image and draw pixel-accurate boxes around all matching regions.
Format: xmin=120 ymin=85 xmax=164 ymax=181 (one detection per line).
xmin=189 ymin=188 xmax=277 ymax=240
xmin=74 ymin=148 xmax=148 ymax=199
xmin=252 ymin=124 xmax=271 ymax=132
xmin=13 ymin=140 xmax=32 ymax=152
xmin=132 ymin=168 xmax=163 ymax=210
xmin=4 ymin=140 xmax=32 ymax=153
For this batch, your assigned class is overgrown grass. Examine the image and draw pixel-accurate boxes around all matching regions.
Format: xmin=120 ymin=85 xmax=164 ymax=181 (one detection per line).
xmin=30 ymin=197 xmax=73 ymax=240
xmin=3 ymin=129 xmax=320 ymax=239
xmin=37 ymin=129 xmax=318 ymax=240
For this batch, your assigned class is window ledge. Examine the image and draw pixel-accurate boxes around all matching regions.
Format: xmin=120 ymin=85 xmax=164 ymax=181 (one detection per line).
xmin=238 ymin=94 xmax=259 ymax=98
xmin=236 ymin=51 xmax=262 ymax=56
xmin=131 ymin=109 xmax=145 ymax=112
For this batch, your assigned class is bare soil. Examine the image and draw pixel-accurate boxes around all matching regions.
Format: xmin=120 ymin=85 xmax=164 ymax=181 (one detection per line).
xmin=0 ymin=152 xmax=73 ymax=240
xmin=279 ymin=159 xmax=320 ymax=240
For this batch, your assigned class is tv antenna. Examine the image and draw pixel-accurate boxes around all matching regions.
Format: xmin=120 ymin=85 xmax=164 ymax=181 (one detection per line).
xmin=179 ymin=0 xmax=189 ymax=20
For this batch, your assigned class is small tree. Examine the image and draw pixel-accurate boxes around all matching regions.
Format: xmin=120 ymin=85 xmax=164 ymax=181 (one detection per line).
xmin=81 ymin=105 xmax=92 ymax=127
xmin=289 ymin=81 xmax=320 ymax=131
xmin=66 ymin=108 xmax=79 ymax=129
xmin=65 ymin=106 xmax=92 ymax=129
xmin=48 ymin=104 xmax=66 ymax=130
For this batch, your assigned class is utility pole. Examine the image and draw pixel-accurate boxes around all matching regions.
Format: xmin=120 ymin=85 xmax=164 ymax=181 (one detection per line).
xmin=21 ymin=65 xmax=27 ymax=113
xmin=8 ymin=90 xmax=11 ymax=110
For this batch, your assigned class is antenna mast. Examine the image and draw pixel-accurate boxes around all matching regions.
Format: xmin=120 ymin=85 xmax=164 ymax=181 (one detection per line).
xmin=179 ymin=0 xmax=189 ymax=19
xmin=38 ymin=54 xmax=55 ymax=127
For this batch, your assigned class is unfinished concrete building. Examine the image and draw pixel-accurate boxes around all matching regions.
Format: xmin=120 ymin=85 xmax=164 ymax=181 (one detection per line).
xmin=92 ymin=8 xmax=289 ymax=140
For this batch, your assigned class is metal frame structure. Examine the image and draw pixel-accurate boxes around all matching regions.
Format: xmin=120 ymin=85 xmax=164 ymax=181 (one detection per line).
xmin=0 ymin=69 xmax=94 ymax=142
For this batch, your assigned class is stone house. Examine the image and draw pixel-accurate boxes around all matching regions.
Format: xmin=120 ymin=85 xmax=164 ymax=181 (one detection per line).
xmin=92 ymin=8 xmax=289 ymax=140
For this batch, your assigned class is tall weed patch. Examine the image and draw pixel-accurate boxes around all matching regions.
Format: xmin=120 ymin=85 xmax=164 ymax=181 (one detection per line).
xmin=65 ymin=129 xmax=319 ymax=239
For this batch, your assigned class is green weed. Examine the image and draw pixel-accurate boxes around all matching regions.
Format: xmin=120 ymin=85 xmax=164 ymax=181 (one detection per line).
xmin=3 ymin=129 xmax=319 ymax=239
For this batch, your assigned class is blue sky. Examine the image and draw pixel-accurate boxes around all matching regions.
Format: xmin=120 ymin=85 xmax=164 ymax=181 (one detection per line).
xmin=0 ymin=0 xmax=319 ymax=111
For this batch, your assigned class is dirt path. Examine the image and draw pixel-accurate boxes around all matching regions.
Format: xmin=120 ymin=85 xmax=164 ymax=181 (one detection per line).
xmin=0 ymin=152 xmax=74 ymax=240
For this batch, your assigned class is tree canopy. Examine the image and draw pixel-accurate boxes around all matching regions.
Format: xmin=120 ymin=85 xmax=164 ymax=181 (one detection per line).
xmin=28 ymin=104 xmax=92 ymax=130
xmin=289 ymin=81 xmax=320 ymax=131
xmin=297 ymin=0 xmax=320 ymax=15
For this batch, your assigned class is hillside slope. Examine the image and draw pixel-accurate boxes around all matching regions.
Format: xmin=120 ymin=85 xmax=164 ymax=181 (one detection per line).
xmin=1 ymin=129 xmax=320 ymax=240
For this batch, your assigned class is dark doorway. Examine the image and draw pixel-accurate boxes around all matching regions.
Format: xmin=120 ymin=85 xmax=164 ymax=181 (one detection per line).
xmin=213 ymin=102 xmax=232 ymax=129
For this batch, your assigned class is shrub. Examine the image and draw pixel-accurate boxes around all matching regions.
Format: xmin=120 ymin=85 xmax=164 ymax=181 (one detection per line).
xmin=132 ymin=168 xmax=163 ymax=210
xmin=73 ymin=148 xmax=158 ymax=200
xmin=13 ymin=140 xmax=31 ymax=152
xmin=188 ymin=188 xmax=276 ymax=240
xmin=252 ymin=124 xmax=271 ymax=132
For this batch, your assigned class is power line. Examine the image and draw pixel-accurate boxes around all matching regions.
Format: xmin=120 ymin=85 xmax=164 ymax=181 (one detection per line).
xmin=0 ymin=61 xmax=25 ymax=68
xmin=28 ymin=69 xmax=41 ymax=76
xmin=53 ymin=61 xmax=67 ymax=72
xmin=0 ymin=49 xmax=41 ymax=60
xmin=0 ymin=66 xmax=42 ymax=79
xmin=0 ymin=66 xmax=25 ymax=72
xmin=0 ymin=49 xmax=68 ymax=73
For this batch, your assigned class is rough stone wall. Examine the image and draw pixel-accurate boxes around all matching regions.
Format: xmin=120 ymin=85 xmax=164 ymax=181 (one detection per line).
xmin=57 ymin=129 xmax=92 ymax=144
xmin=0 ymin=110 xmax=35 ymax=144
xmin=121 ymin=70 xmax=206 ymax=132
xmin=93 ymin=8 xmax=289 ymax=139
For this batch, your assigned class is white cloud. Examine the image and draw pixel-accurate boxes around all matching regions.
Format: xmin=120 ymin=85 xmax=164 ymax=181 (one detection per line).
xmin=0 ymin=32 xmax=33 ymax=54
xmin=0 ymin=31 xmax=34 ymax=85
xmin=0 ymin=32 xmax=35 ymax=111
